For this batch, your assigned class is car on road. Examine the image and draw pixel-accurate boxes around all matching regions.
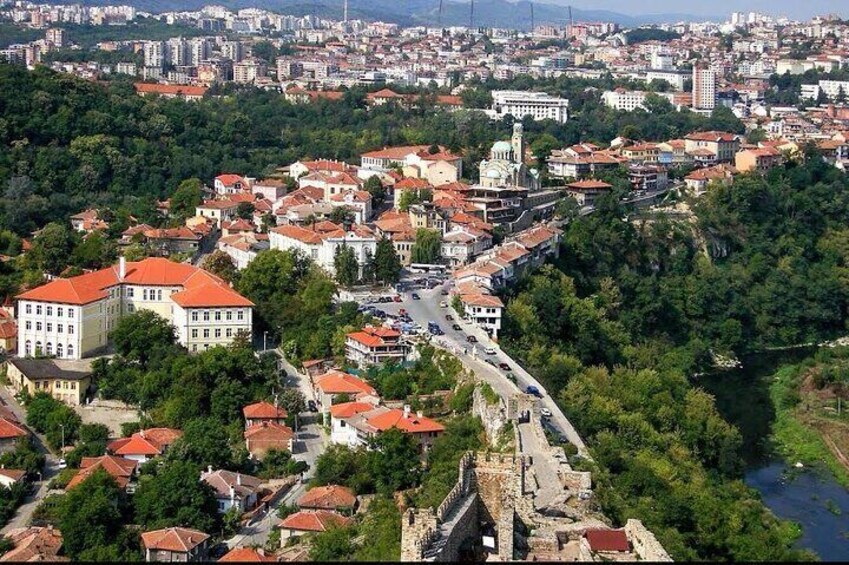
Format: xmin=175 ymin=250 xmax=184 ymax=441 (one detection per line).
xmin=445 ymin=314 xmax=454 ymax=321
xmin=440 ymin=289 xmax=449 ymax=296
xmin=58 ymin=459 xmax=67 ymax=469
xmin=393 ymin=295 xmax=402 ymax=302
xmin=452 ymin=323 xmax=462 ymax=331
xmin=307 ymin=400 xmax=318 ymax=413
xmin=439 ymin=301 xmax=448 ymax=308
xmin=498 ymin=362 xmax=511 ymax=371
xmin=372 ymin=310 xmax=387 ymax=319
xmin=411 ymin=293 xmax=421 ymax=300
xmin=485 ymin=358 xmax=497 ymax=367
xmin=525 ymin=385 xmax=543 ymax=398
xmin=484 ymin=346 xmax=496 ymax=355
xmin=506 ymin=372 xmax=517 ymax=383
xmin=540 ymin=407 xmax=553 ymax=418
xmin=466 ymin=335 xmax=477 ymax=343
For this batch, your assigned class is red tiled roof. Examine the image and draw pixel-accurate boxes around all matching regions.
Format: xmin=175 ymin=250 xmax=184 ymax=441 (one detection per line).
xmin=298 ymin=485 xmax=356 ymax=510
xmin=66 ymin=455 xmax=137 ymax=490
xmin=279 ymin=510 xmax=351 ymax=532
xmin=329 ymin=401 xmax=376 ymax=419
xmin=216 ymin=174 xmax=245 ymax=186
xmin=107 ymin=428 xmax=181 ymax=457
xmin=243 ymin=421 xmax=294 ymax=442
xmin=218 ymin=547 xmax=276 ymax=562
xmin=141 ymin=527 xmax=210 ymax=552
xmin=315 ymin=371 xmax=377 ymax=396
xmin=367 ymin=408 xmax=445 ymax=434
xmin=134 ymin=83 xmax=208 ymax=97
xmin=0 ymin=417 xmax=28 ymax=440
xmin=243 ymin=401 xmax=288 ymax=420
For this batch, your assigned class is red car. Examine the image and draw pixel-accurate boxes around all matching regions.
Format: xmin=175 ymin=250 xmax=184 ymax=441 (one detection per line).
xmin=399 ymin=308 xmax=407 ymax=316
xmin=393 ymin=295 xmax=402 ymax=302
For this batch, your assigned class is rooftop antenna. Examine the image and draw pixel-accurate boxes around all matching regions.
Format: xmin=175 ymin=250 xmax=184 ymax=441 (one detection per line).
xmin=470 ymin=0 xmax=474 ymax=29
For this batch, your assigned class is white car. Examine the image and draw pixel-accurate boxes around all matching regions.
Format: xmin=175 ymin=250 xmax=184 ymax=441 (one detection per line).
xmin=57 ymin=459 xmax=67 ymax=469
xmin=439 ymin=301 xmax=448 ymax=308
xmin=484 ymin=346 xmax=496 ymax=355
xmin=540 ymin=408 xmax=553 ymax=419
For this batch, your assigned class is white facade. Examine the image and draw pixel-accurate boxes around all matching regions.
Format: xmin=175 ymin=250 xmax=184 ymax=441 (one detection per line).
xmin=490 ymin=90 xmax=569 ymax=123
xmin=601 ymin=90 xmax=675 ymax=112
xmin=692 ymin=66 xmax=717 ymax=110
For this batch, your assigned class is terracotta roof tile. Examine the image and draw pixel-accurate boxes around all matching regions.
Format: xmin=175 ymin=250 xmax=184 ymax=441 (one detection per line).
xmin=141 ymin=527 xmax=210 ymax=553
xmin=278 ymin=510 xmax=351 ymax=532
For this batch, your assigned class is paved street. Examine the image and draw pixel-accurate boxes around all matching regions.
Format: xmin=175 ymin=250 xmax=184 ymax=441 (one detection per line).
xmin=0 ymin=385 xmax=60 ymax=535
xmin=226 ymin=351 xmax=327 ymax=549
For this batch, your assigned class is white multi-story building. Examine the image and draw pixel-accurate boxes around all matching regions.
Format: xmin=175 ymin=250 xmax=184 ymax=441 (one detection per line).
xmin=188 ymin=38 xmax=211 ymax=66
xmin=269 ymin=224 xmax=377 ymax=277
xmin=16 ymin=257 xmax=253 ymax=359
xmin=143 ymin=41 xmax=166 ymax=69
xmin=601 ymin=89 xmax=675 ymax=111
xmin=645 ymin=70 xmax=687 ymax=91
xmin=489 ymin=90 xmax=569 ymax=123
xmin=692 ymin=64 xmax=716 ymax=111
xmin=815 ymin=80 xmax=849 ymax=101
xmin=233 ymin=57 xmax=267 ymax=84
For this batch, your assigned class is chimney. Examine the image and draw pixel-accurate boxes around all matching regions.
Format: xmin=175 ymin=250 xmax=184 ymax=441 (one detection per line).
xmin=207 ymin=465 xmax=212 ymax=474
xmin=403 ymin=405 xmax=411 ymax=419
xmin=139 ymin=429 xmax=145 ymax=439
xmin=119 ymin=256 xmax=126 ymax=280
xmin=236 ymin=472 xmax=242 ymax=486
xmin=417 ymin=410 xmax=423 ymax=419
xmin=230 ymin=485 xmax=235 ymax=501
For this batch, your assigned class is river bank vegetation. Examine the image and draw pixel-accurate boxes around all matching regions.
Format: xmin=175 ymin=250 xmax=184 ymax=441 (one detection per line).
xmin=501 ymin=155 xmax=849 ymax=560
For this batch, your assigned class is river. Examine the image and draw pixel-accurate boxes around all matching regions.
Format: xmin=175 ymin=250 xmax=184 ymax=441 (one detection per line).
xmin=699 ymin=349 xmax=849 ymax=561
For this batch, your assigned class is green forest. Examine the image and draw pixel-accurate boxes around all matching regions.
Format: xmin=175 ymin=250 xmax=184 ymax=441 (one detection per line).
xmin=499 ymin=155 xmax=849 ymax=561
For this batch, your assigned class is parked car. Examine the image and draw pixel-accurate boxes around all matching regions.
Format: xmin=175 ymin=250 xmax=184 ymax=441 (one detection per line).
xmin=307 ymin=400 xmax=318 ymax=413
xmin=466 ymin=335 xmax=477 ymax=343
xmin=439 ymin=301 xmax=448 ymax=308
xmin=392 ymin=295 xmax=402 ymax=302
xmin=525 ymin=385 xmax=543 ymax=398
xmin=445 ymin=314 xmax=454 ymax=321
xmin=540 ymin=407 xmax=553 ymax=418
xmin=484 ymin=346 xmax=496 ymax=355
xmin=506 ymin=372 xmax=517 ymax=383
xmin=57 ymin=459 xmax=67 ymax=469
xmin=411 ymin=293 xmax=421 ymax=300
xmin=452 ymin=323 xmax=462 ymax=331
xmin=485 ymin=358 xmax=498 ymax=367
xmin=440 ymin=289 xmax=449 ymax=296
xmin=498 ymin=362 xmax=511 ymax=371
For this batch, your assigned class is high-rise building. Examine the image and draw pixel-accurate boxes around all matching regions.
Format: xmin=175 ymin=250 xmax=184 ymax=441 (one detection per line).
xmin=143 ymin=40 xmax=166 ymax=69
xmin=221 ymin=40 xmax=244 ymax=63
xmin=45 ymin=28 xmax=66 ymax=47
xmin=188 ymin=38 xmax=211 ymax=66
xmin=692 ymin=63 xmax=716 ymax=112
xmin=167 ymin=37 xmax=189 ymax=67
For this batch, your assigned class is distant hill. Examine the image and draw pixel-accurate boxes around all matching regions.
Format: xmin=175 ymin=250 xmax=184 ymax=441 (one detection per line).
xmin=42 ymin=0 xmax=715 ymax=29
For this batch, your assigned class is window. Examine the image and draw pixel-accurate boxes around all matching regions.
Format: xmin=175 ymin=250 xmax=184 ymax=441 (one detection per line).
xmin=192 ymin=329 xmax=198 ymax=338
xmin=203 ymin=311 xmax=210 ymax=321
xmin=25 ymin=321 xmax=31 ymax=330
xmin=127 ymin=287 xmax=134 ymax=298
xmin=36 ymin=322 xmax=42 ymax=331
xmin=57 ymin=324 xmax=63 ymax=333
xmin=67 ymin=344 xmax=73 ymax=357
xmin=191 ymin=311 xmax=198 ymax=322
xmin=237 ymin=310 xmax=244 ymax=321
xmin=203 ymin=329 xmax=210 ymax=338
xmin=157 ymin=289 xmax=162 ymax=301
xmin=25 ymin=340 xmax=31 ymax=356
xmin=68 ymin=325 xmax=74 ymax=335
xmin=192 ymin=344 xmax=197 ymax=352
xmin=226 ymin=328 xmax=232 ymax=338
xmin=25 ymin=304 xmax=31 ymax=314
xmin=214 ymin=328 xmax=221 ymax=338
xmin=68 ymin=308 xmax=73 ymax=318
xmin=36 ymin=305 xmax=42 ymax=315
xmin=214 ymin=311 xmax=221 ymax=321
xmin=46 ymin=323 xmax=52 ymax=332
xmin=46 ymin=306 xmax=52 ymax=316
xmin=127 ymin=304 xmax=134 ymax=312
xmin=57 ymin=307 xmax=63 ymax=317
xmin=46 ymin=343 xmax=52 ymax=355
xmin=143 ymin=289 xmax=148 ymax=301
xmin=71 ymin=382 xmax=76 ymax=390
xmin=226 ymin=311 xmax=232 ymax=321
xmin=340 ymin=420 xmax=346 ymax=427
xmin=56 ymin=343 xmax=63 ymax=358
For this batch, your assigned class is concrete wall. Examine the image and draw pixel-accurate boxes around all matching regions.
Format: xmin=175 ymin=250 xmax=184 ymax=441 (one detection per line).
xmin=625 ymin=519 xmax=673 ymax=562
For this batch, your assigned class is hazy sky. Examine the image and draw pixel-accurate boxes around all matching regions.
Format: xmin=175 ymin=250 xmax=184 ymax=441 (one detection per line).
xmin=543 ymin=0 xmax=847 ymax=20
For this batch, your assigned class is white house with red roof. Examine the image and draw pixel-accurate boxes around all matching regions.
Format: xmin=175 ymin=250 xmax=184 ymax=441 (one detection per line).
xmin=329 ymin=403 xmax=445 ymax=453
xmin=243 ymin=401 xmax=288 ymax=428
xmin=344 ymin=326 xmax=409 ymax=367
xmin=16 ymin=257 xmax=253 ymax=359
xmin=106 ymin=427 xmax=182 ymax=463
xmin=269 ymin=222 xmax=377 ymax=279
xmin=214 ymin=174 xmax=253 ymax=195
xmin=141 ymin=527 xmax=210 ymax=562
xmin=312 ymin=370 xmax=378 ymax=413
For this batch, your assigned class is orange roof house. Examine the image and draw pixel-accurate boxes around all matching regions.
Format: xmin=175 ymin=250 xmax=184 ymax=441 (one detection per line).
xmin=278 ymin=510 xmax=352 ymax=537
xmin=66 ymin=455 xmax=137 ymax=490
xmin=218 ymin=547 xmax=276 ymax=562
xmin=106 ymin=428 xmax=182 ymax=463
xmin=314 ymin=370 xmax=378 ymax=410
xmin=141 ymin=527 xmax=210 ymax=561
xmin=244 ymin=421 xmax=295 ymax=459
xmin=243 ymin=401 xmax=288 ymax=428
xmin=297 ymin=485 xmax=357 ymax=512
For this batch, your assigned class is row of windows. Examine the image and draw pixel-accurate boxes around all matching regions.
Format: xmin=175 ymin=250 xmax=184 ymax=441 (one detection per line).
xmin=25 ymin=321 xmax=75 ymax=334
xmin=190 ymin=309 xmax=245 ymax=322
xmin=24 ymin=304 xmax=75 ymax=318
xmin=24 ymin=340 xmax=74 ymax=358
xmin=34 ymin=380 xmax=77 ymax=390
xmin=191 ymin=327 xmax=236 ymax=339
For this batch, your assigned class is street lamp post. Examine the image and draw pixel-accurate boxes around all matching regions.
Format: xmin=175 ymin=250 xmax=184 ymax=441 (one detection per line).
xmin=59 ymin=424 xmax=65 ymax=452
xmin=263 ymin=331 xmax=268 ymax=352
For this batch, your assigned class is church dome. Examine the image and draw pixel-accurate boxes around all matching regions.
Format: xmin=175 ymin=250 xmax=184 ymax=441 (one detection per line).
xmin=491 ymin=140 xmax=512 ymax=154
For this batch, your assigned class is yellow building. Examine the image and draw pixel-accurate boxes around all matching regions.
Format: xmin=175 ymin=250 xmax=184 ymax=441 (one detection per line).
xmin=7 ymin=358 xmax=92 ymax=406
